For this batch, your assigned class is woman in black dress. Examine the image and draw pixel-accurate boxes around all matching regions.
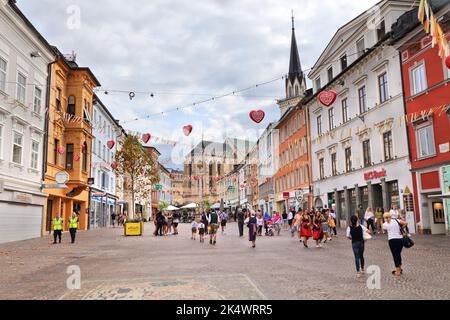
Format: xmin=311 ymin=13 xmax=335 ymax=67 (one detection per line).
xmin=246 ymin=212 xmax=258 ymax=248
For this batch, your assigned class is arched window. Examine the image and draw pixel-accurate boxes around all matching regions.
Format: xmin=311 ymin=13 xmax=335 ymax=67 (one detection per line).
xmin=295 ymin=85 xmax=299 ymax=96
xmin=288 ymin=86 xmax=293 ymax=98
xmin=68 ymin=96 xmax=76 ymax=115
xmin=82 ymin=142 xmax=88 ymax=172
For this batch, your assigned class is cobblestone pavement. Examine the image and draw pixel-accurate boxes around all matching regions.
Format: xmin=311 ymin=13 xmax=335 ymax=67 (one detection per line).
xmin=1 ymin=222 xmax=450 ymax=300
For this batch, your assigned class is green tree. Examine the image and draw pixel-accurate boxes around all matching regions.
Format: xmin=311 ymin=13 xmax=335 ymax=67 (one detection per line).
xmin=158 ymin=200 xmax=169 ymax=211
xmin=113 ymin=134 xmax=159 ymax=218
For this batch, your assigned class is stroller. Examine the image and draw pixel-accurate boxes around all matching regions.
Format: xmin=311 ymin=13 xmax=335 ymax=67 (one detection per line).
xmin=265 ymin=219 xmax=275 ymax=237
xmin=273 ymin=220 xmax=282 ymax=236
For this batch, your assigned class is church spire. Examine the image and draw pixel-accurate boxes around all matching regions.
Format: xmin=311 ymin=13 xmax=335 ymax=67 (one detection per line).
xmin=288 ymin=11 xmax=303 ymax=81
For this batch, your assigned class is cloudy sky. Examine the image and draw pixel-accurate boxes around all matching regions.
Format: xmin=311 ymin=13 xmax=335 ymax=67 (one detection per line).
xmin=19 ymin=0 xmax=380 ymax=169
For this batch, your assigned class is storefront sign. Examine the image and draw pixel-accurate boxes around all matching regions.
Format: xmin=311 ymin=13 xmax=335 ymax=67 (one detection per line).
xmin=283 ymin=192 xmax=290 ymax=199
xmin=439 ymin=143 xmax=450 ymax=154
xmin=295 ymin=190 xmax=304 ymax=202
xmin=364 ymin=169 xmax=386 ymax=181
xmin=125 ymin=222 xmax=143 ymax=236
xmin=13 ymin=192 xmax=33 ymax=204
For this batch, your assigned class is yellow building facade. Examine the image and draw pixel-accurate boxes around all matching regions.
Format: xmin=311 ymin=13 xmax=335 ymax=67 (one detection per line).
xmin=43 ymin=51 xmax=100 ymax=234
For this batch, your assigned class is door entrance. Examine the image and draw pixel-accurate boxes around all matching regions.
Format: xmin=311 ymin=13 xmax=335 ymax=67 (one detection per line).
xmin=429 ymin=200 xmax=446 ymax=234
xmin=46 ymin=199 xmax=53 ymax=232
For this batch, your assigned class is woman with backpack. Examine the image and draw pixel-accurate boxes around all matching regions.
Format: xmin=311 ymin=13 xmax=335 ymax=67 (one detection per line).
xmin=346 ymin=215 xmax=371 ymax=278
xmin=383 ymin=212 xmax=409 ymax=277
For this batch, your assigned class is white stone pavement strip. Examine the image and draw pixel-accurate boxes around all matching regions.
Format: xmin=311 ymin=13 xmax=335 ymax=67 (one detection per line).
xmin=59 ymin=274 xmax=266 ymax=300
xmin=1 ymin=222 xmax=450 ymax=300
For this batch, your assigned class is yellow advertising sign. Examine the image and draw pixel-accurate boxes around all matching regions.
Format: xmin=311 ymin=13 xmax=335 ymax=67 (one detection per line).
xmin=125 ymin=222 xmax=143 ymax=236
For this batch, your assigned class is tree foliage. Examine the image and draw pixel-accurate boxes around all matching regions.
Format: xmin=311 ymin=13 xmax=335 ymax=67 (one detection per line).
xmin=114 ymin=133 xmax=159 ymax=217
xmin=158 ymin=200 xmax=169 ymax=211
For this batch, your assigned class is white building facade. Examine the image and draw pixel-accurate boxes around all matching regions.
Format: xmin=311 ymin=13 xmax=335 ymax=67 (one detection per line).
xmin=89 ymin=95 xmax=121 ymax=228
xmin=308 ymin=0 xmax=415 ymax=229
xmin=0 ymin=1 xmax=54 ymax=243
xmin=158 ymin=165 xmax=173 ymax=205
xmin=257 ymin=123 xmax=279 ymax=214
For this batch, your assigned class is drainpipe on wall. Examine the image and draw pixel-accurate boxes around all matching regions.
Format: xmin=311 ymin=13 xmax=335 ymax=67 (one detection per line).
xmin=42 ymin=61 xmax=55 ymax=236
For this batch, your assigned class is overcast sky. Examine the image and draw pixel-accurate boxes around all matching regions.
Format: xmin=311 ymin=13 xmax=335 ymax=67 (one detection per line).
xmin=19 ymin=0 xmax=380 ymax=169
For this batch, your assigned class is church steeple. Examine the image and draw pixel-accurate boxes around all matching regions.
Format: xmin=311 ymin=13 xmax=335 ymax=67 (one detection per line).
xmin=286 ymin=11 xmax=305 ymax=99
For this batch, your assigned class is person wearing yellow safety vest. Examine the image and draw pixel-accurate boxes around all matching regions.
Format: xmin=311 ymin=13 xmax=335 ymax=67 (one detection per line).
xmin=69 ymin=212 xmax=79 ymax=244
xmin=52 ymin=214 xmax=63 ymax=244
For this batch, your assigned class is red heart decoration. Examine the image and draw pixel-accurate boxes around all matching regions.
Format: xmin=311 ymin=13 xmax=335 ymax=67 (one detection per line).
xmin=57 ymin=146 xmax=65 ymax=155
xmin=111 ymin=162 xmax=118 ymax=170
xmin=214 ymin=177 xmax=219 ymax=182
xmin=318 ymin=91 xmax=337 ymax=107
xmin=107 ymin=140 xmax=115 ymax=149
xmin=249 ymin=110 xmax=265 ymax=123
xmin=183 ymin=125 xmax=193 ymax=136
xmin=73 ymin=154 xmax=80 ymax=162
xmin=142 ymin=133 xmax=151 ymax=144
xmin=193 ymin=176 xmax=199 ymax=181
xmin=446 ymin=55 xmax=450 ymax=70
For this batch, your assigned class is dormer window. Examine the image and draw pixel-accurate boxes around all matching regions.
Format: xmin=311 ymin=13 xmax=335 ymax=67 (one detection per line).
xmin=327 ymin=67 xmax=333 ymax=83
xmin=315 ymin=77 xmax=321 ymax=91
xmin=340 ymin=54 xmax=347 ymax=71
xmin=377 ymin=20 xmax=386 ymax=41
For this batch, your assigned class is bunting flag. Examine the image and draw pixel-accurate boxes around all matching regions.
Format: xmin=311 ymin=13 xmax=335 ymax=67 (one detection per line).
xmin=311 ymin=104 xmax=448 ymax=146
xmin=418 ymin=0 xmax=425 ymax=24
xmin=419 ymin=0 xmax=450 ymax=59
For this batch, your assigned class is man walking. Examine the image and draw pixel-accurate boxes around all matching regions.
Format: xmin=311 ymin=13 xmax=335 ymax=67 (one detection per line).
xmin=68 ymin=212 xmax=79 ymax=244
xmin=237 ymin=209 xmax=245 ymax=237
xmin=52 ymin=214 xmax=63 ymax=244
xmin=208 ymin=210 xmax=220 ymax=245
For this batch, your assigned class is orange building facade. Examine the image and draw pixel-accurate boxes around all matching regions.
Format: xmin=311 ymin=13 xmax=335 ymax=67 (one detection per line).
xmin=274 ymin=17 xmax=313 ymax=213
xmin=274 ymin=103 xmax=313 ymax=213
xmin=43 ymin=51 xmax=100 ymax=234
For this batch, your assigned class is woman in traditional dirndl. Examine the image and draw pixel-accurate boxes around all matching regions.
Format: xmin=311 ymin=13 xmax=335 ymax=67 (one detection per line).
xmin=299 ymin=211 xmax=313 ymax=248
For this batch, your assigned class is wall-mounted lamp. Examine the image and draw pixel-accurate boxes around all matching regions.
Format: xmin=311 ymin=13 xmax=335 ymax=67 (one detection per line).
xmin=30 ymin=51 xmax=41 ymax=58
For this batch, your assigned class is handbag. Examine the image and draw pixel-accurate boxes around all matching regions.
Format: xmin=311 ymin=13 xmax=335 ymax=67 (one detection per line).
xmin=363 ymin=230 xmax=372 ymax=240
xmin=395 ymin=219 xmax=414 ymax=249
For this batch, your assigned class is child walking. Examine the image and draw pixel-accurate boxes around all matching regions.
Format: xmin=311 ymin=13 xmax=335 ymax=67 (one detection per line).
xmin=198 ymin=221 xmax=205 ymax=243
xmin=191 ymin=220 xmax=198 ymax=240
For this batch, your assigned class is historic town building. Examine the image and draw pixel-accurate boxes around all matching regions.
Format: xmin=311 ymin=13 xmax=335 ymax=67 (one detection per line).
xmin=158 ymin=163 xmax=173 ymax=206
xmin=43 ymin=50 xmax=100 ymax=233
xmin=169 ymin=169 xmax=184 ymax=206
xmin=89 ymin=94 xmax=122 ymax=228
xmin=256 ymin=123 xmax=279 ymax=214
xmin=0 ymin=1 xmax=54 ymax=243
xmin=274 ymin=16 xmax=312 ymax=214
xmin=307 ymin=0 xmax=415 ymax=229
xmin=184 ymin=138 xmax=254 ymax=207
xmin=392 ymin=0 xmax=450 ymax=234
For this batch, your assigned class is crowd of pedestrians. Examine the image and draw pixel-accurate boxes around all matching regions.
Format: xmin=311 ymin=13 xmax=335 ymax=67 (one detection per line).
xmin=141 ymin=202 xmax=414 ymax=280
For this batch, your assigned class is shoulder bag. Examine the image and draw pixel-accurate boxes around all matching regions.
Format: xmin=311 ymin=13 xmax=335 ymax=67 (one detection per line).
xmin=395 ymin=219 xmax=414 ymax=249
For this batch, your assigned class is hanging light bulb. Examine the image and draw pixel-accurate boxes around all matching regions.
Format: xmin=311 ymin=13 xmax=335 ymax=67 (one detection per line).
xmin=129 ymin=92 xmax=136 ymax=100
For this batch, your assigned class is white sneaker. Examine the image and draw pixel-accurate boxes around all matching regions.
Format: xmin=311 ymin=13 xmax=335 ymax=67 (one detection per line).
xmin=360 ymin=269 xmax=365 ymax=274
xmin=356 ymin=272 xmax=361 ymax=278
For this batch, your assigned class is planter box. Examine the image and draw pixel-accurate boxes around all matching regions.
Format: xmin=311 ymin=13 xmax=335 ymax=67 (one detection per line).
xmin=124 ymin=222 xmax=143 ymax=236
